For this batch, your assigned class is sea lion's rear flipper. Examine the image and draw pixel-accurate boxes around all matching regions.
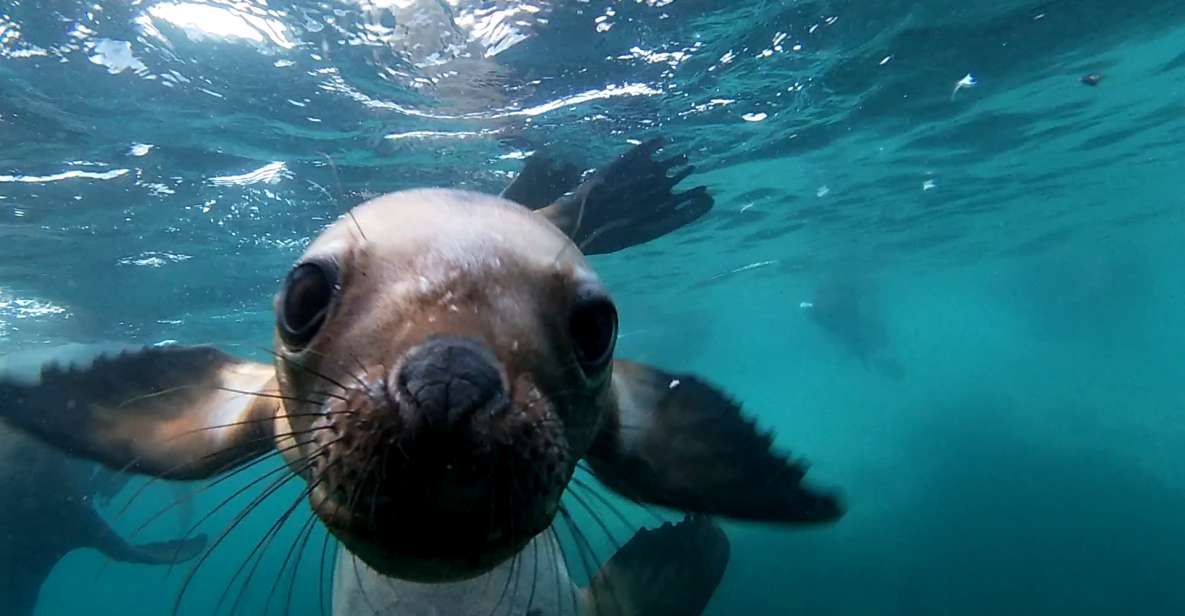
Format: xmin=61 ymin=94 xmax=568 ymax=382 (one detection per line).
xmin=585 ymin=360 xmax=844 ymax=525
xmin=583 ymin=514 xmax=730 ymax=616
xmin=79 ymin=504 xmax=208 ymax=565
xmin=500 ymin=148 xmax=584 ymax=210
xmin=537 ymin=137 xmax=714 ymax=255
xmin=0 ymin=343 xmax=277 ymax=479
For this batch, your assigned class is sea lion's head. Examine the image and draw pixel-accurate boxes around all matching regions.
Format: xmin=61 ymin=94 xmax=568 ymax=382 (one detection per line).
xmin=271 ymin=189 xmax=616 ymax=581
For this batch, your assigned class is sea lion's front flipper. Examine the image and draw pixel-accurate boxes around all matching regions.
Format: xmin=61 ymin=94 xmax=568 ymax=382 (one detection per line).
xmin=500 ymin=148 xmax=584 ymax=210
xmin=79 ymin=504 xmax=209 ymax=565
xmin=0 ymin=344 xmax=277 ymax=479
xmin=586 ymin=360 xmax=844 ymax=524
xmin=537 ymin=137 xmax=714 ymax=255
xmin=582 ymin=514 xmax=730 ymax=616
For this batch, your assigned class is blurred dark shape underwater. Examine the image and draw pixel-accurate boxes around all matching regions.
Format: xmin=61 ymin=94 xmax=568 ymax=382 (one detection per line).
xmin=0 ymin=421 xmax=206 ymax=616
xmin=801 ymin=267 xmax=906 ymax=381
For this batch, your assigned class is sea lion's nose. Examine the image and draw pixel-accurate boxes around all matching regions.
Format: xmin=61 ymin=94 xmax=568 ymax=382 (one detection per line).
xmin=394 ymin=335 xmax=506 ymax=430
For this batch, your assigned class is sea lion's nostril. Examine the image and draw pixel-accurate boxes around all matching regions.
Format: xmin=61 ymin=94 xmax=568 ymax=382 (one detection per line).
xmin=394 ymin=336 xmax=506 ymax=429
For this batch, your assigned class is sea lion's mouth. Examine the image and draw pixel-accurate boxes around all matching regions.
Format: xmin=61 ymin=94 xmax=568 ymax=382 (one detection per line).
xmin=300 ymin=336 xmax=573 ymax=581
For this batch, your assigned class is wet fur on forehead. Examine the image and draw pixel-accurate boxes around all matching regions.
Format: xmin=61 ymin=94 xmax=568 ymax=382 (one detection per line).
xmin=307 ymin=188 xmax=592 ymax=280
xmin=286 ymin=187 xmax=604 ymax=396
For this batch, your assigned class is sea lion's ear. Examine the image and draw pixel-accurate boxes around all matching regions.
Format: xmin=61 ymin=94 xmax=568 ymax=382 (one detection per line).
xmin=0 ymin=344 xmax=277 ymax=479
xmin=585 ymin=360 xmax=844 ymax=524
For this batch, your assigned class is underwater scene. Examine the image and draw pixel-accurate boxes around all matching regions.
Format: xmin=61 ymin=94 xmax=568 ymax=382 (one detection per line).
xmin=3 ymin=0 xmax=1185 ymax=615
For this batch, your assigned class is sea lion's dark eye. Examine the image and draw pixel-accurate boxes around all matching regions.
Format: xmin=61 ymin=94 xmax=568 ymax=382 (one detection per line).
xmin=569 ymin=296 xmax=617 ymax=375
xmin=279 ymin=261 xmax=336 ymax=349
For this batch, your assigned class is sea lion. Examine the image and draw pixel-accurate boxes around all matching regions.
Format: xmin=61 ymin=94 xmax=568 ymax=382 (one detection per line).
xmin=800 ymin=271 xmax=905 ymax=381
xmin=0 ymin=139 xmax=843 ymax=615
xmin=0 ymin=419 xmax=207 ymax=616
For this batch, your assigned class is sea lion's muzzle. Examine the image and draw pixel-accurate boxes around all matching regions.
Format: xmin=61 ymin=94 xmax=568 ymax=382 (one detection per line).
xmin=393 ymin=335 xmax=510 ymax=435
xmin=308 ymin=332 xmax=570 ymax=581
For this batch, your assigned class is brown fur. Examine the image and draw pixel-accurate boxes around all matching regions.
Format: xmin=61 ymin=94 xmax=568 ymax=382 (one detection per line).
xmin=267 ymin=190 xmax=617 ymax=581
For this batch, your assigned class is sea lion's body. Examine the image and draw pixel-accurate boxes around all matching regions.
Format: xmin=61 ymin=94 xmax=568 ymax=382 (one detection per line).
xmin=0 ymin=422 xmax=205 ymax=616
xmin=0 ymin=139 xmax=841 ymax=616
xmin=0 ymin=422 xmax=92 ymax=616
xmin=334 ymin=533 xmax=576 ymax=616
xmin=333 ymin=511 xmax=732 ymax=616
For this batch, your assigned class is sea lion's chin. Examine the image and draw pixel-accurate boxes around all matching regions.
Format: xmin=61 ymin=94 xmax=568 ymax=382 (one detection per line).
xmin=312 ymin=474 xmax=561 ymax=582
xmin=327 ymin=514 xmax=547 ymax=582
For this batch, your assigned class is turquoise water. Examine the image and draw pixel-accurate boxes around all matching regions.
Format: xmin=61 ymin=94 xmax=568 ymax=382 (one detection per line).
xmin=3 ymin=1 xmax=1185 ymax=614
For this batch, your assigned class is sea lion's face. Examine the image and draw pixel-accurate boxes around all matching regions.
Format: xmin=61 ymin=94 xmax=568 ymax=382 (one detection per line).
xmin=269 ymin=189 xmax=618 ymax=582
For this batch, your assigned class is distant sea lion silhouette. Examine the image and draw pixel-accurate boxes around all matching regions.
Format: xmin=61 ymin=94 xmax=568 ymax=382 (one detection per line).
xmin=800 ymin=272 xmax=905 ymax=381
xmin=0 ymin=138 xmax=843 ymax=615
